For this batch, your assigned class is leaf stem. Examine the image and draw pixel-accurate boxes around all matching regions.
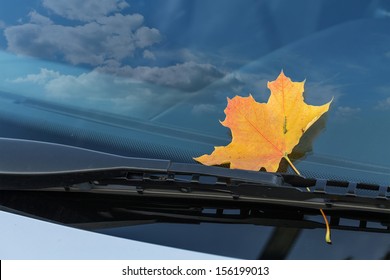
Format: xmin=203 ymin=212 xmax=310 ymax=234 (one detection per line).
xmin=283 ymin=155 xmax=301 ymax=176
xmin=284 ymin=154 xmax=332 ymax=244
xmin=320 ymin=209 xmax=332 ymax=244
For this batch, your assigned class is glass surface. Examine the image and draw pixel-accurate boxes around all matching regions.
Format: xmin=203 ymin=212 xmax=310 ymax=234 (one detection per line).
xmin=0 ymin=0 xmax=390 ymax=259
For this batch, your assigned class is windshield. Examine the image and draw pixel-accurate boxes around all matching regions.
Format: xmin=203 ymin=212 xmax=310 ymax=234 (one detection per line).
xmin=0 ymin=0 xmax=390 ymax=259
xmin=1 ymin=0 xmax=390 ymax=184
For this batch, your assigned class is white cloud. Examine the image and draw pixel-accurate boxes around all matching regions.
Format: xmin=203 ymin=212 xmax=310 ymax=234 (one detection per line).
xmin=28 ymin=10 xmax=53 ymax=25
xmin=10 ymin=60 xmax=225 ymax=101
xmin=12 ymin=68 xmax=135 ymax=99
xmin=8 ymin=67 xmax=194 ymax=117
xmin=12 ymin=68 xmax=61 ymax=85
xmin=374 ymin=8 xmax=390 ymax=18
xmin=42 ymin=0 xmax=129 ymax=22
xmin=304 ymin=82 xmax=341 ymax=105
xmin=95 ymin=12 xmax=143 ymax=31
xmin=336 ymin=106 xmax=361 ymax=116
xmin=9 ymin=63 xmax=223 ymax=97
xmin=9 ymin=69 xmax=160 ymax=119
xmin=4 ymin=13 xmax=161 ymax=66
xmin=97 ymin=61 xmax=225 ymax=92
xmin=143 ymin=50 xmax=156 ymax=60
xmin=334 ymin=106 xmax=362 ymax=123
xmin=192 ymin=104 xmax=217 ymax=115
xmin=135 ymin=27 xmax=161 ymax=48
xmin=4 ymin=1 xmax=225 ymax=94
xmin=0 ymin=20 xmax=6 ymax=29
xmin=44 ymin=71 xmax=120 ymax=98
xmin=373 ymin=85 xmax=390 ymax=110
xmin=375 ymin=97 xmax=390 ymax=110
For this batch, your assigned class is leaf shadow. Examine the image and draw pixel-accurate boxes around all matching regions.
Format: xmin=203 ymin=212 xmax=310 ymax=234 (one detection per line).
xmin=277 ymin=112 xmax=329 ymax=173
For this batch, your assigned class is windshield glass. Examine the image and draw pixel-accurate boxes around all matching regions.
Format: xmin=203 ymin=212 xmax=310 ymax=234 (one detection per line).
xmin=0 ymin=0 xmax=389 ymax=183
xmin=0 ymin=0 xmax=390 ymax=166
xmin=1 ymin=0 xmax=390 ymax=260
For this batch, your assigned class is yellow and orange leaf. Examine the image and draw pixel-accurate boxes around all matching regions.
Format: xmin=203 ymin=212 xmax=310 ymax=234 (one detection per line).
xmin=194 ymin=71 xmax=332 ymax=172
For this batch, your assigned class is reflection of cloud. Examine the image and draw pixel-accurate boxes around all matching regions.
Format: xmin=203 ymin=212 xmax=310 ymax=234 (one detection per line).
xmin=211 ymin=71 xmax=340 ymax=107
xmin=336 ymin=106 xmax=361 ymax=117
xmin=334 ymin=106 xmax=361 ymax=123
xmin=134 ymin=26 xmax=161 ymax=48
xmin=192 ymin=104 xmax=217 ymax=115
xmin=11 ymin=68 xmax=61 ymax=85
xmin=28 ymin=11 xmax=53 ymax=25
xmin=8 ymin=68 xmax=171 ymax=117
xmin=8 ymin=62 xmax=228 ymax=119
xmin=375 ymin=97 xmax=390 ymax=110
xmin=217 ymin=72 xmax=273 ymax=98
xmin=143 ymin=50 xmax=156 ymax=60
xmin=304 ymin=82 xmax=341 ymax=105
xmin=374 ymin=8 xmax=390 ymax=18
xmin=97 ymin=61 xmax=225 ymax=92
xmin=4 ymin=10 xmax=160 ymax=66
xmin=42 ymin=0 xmax=129 ymax=22
xmin=374 ymin=85 xmax=390 ymax=110
xmin=10 ymin=65 xmax=223 ymax=99
xmin=3 ymin=0 xmax=226 ymax=95
xmin=11 ymin=69 xmax=118 ymax=98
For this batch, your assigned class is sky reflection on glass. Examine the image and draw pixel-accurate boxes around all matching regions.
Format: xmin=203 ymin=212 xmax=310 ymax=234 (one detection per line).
xmin=0 ymin=0 xmax=389 ymax=171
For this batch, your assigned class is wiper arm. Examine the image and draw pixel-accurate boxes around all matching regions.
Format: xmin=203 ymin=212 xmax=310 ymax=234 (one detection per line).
xmin=0 ymin=137 xmax=389 ymax=211
xmin=0 ymin=137 xmax=389 ymax=232
xmin=0 ymin=137 xmax=281 ymax=188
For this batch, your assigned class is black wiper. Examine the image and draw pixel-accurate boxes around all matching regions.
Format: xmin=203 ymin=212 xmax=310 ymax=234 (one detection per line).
xmin=0 ymin=137 xmax=281 ymax=188
xmin=0 ymin=138 xmax=389 ymax=233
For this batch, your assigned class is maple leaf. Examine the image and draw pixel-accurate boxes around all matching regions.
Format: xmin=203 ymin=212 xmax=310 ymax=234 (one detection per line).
xmin=194 ymin=71 xmax=332 ymax=172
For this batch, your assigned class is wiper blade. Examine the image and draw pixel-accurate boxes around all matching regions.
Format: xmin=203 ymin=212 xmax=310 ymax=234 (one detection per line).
xmin=0 ymin=137 xmax=389 ymax=220
xmin=1 ymin=138 xmax=389 ymax=209
xmin=0 ymin=137 xmax=281 ymax=188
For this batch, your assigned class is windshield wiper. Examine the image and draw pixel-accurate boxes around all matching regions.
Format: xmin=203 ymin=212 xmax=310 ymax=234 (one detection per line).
xmin=0 ymin=137 xmax=389 ymax=233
